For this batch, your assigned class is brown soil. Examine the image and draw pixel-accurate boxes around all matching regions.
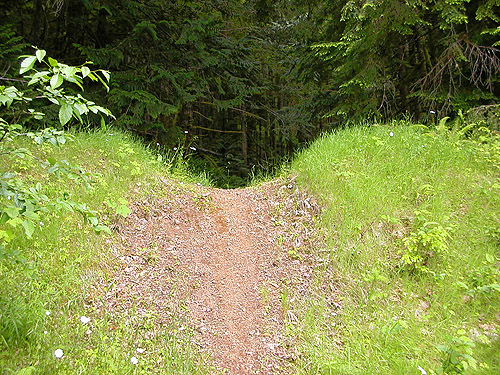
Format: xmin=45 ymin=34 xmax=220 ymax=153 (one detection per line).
xmin=96 ymin=178 xmax=322 ymax=374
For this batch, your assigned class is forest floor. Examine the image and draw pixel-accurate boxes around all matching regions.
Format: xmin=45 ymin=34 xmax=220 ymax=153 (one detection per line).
xmin=96 ymin=178 xmax=324 ymax=374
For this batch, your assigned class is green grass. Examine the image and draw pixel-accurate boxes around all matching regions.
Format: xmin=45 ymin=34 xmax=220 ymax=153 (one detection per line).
xmin=291 ymin=122 xmax=500 ymax=375
xmin=0 ymin=129 xmax=210 ymax=374
xmin=2 ymin=122 xmax=499 ymax=375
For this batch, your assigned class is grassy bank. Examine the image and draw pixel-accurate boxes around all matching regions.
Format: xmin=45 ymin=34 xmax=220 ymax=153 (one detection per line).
xmin=0 ymin=130 xmax=209 ymax=374
xmin=291 ymin=122 xmax=500 ymax=374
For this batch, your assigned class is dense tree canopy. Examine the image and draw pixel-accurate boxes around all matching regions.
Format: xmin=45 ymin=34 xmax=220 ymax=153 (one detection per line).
xmin=1 ymin=0 xmax=499 ymax=185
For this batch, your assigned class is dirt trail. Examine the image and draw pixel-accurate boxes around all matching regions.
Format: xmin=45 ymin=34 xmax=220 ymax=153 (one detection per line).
xmin=99 ymin=179 xmax=321 ymax=374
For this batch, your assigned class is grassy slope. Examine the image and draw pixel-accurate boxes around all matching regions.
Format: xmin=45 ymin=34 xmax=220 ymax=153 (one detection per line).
xmin=0 ymin=130 xmax=209 ymax=374
xmin=2 ymin=123 xmax=499 ymax=375
xmin=291 ymin=123 xmax=500 ymax=374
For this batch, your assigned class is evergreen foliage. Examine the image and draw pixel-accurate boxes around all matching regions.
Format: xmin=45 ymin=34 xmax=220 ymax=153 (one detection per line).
xmin=1 ymin=0 xmax=498 ymax=184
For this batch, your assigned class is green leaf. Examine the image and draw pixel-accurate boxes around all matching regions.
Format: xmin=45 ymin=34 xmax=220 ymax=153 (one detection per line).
xmin=22 ymin=220 xmax=35 ymax=238
xmin=486 ymin=253 xmax=495 ymax=263
xmin=7 ymin=217 xmax=23 ymax=228
xmin=59 ymin=102 xmax=73 ymax=125
xmin=100 ymin=116 xmax=106 ymax=131
xmin=81 ymin=66 xmax=91 ymax=78
xmin=35 ymin=49 xmax=46 ymax=63
xmin=101 ymin=70 xmax=110 ymax=82
xmin=116 ymin=205 xmax=132 ymax=218
xmin=50 ymin=74 xmax=64 ymax=89
xmin=96 ymin=74 xmax=110 ymax=92
xmin=20 ymin=56 xmax=37 ymax=74
xmin=94 ymin=225 xmax=112 ymax=235
xmin=48 ymin=57 xmax=58 ymax=67
xmin=4 ymin=206 xmax=20 ymax=218
xmin=22 ymin=210 xmax=40 ymax=221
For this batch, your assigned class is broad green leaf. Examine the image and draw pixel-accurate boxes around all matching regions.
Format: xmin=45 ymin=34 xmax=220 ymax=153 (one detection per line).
xmin=116 ymin=205 xmax=131 ymax=218
xmin=59 ymin=102 xmax=73 ymax=125
xmin=22 ymin=210 xmax=40 ymax=221
xmin=486 ymin=253 xmax=495 ymax=263
xmin=20 ymin=56 xmax=37 ymax=74
xmin=61 ymin=66 xmax=78 ymax=77
xmin=22 ymin=220 xmax=35 ymax=238
xmin=48 ymin=57 xmax=58 ymax=67
xmin=7 ymin=217 xmax=23 ymax=228
xmin=94 ymin=225 xmax=112 ymax=235
xmin=50 ymin=74 xmax=63 ymax=89
xmin=4 ymin=206 xmax=20 ymax=218
xmin=100 ymin=116 xmax=106 ymax=131
xmin=0 ymin=229 xmax=14 ymax=243
xmin=81 ymin=66 xmax=91 ymax=78
xmin=74 ymin=102 xmax=88 ymax=115
xmin=101 ymin=70 xmax=110 ymax=82
xmin=36 ymin=49 xmax=46 ymax=62
xmin=56 ymin=135 xmax=66 ymax=145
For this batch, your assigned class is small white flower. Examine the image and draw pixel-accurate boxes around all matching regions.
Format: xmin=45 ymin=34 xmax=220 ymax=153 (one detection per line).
xmin=54 ymin=349 xmax=64 ymax=358
xmin=80 ymin=315 xmax=90 ymax=324
xmin=417 ymin=366 xmax=427 ymax=375
xmin=389 ymin=132 xmax=394 ymax=137
xmin=173 ymin=147 xmax=177 ymax=151
xmin=429 ymin=110 xmax=436 ymax=114
xmin=136 ymin=347 xmax=145 ymax=354
xmin=156 ymin=142 xmax=160 ymax=146
xmin=45 ymin=311 xmax=51 ymax=316
xmin=184 ymin=130 xmax=188 ymax=134
xmin=44 ymin=330 xmax=48 ymax=335
xmin=130 ymin=356 xmax=139 ymax=365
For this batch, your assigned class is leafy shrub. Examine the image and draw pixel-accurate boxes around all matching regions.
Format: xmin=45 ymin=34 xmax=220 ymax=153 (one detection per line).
xmin=399 ymin=210 xmax=454 ymax=274
xmin=0 ymin=49 xmax=113 ymax=263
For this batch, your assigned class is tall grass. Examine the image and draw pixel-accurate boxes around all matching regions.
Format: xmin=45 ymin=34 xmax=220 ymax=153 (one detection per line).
xmin=291 ymin=122 xmax=500 ymax=374
xmin=0 ymin=129 xmax=209 ymax=374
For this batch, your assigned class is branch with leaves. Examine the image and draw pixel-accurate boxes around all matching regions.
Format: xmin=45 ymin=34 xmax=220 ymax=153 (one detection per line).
xmin=0 ymin=48 xmax=114 ymax=264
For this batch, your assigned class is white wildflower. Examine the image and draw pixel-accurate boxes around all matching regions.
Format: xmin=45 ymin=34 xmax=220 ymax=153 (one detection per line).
xmin=184 ymin=130 xmax=188 ymax=134
xmin=417 ymin=366 xmax=427 ymax=375
xmin=45 ymin=311 xmax=51 ymax=316
xmin=130 ymin=356 xmax=139 ymax=365
xmin=54 ymin=349 xmax=64 ymax=359
xmin=429 ymin=110 xmax=436 ymax=114
xmin=136 ymin=347 xmax=145 ymax=354
xmin=389 ymin=131 xmax=394 ymax=137
xmin=173 ymin=147 xmax=177 ymax=151
xmin=44 ymin=330 xmax=48 ymax=335
xmin=80 ymin=315 xmax=90 ymax=324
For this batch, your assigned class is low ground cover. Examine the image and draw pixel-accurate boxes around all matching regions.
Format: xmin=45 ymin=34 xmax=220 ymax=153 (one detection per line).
xmin=291 ymin=122 xmax=500 ymax=374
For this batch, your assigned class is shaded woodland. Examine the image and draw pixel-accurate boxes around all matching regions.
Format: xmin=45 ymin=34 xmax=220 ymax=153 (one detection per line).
xmin=1 ymin=0 xmax=499 ymax=185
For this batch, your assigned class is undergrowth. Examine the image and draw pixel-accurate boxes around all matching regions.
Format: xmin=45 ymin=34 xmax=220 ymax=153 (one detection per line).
xmin=291 ymin=121 xmax=500 ymax=375
xmin=0 ymin=129 xmax=210 ymax=374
